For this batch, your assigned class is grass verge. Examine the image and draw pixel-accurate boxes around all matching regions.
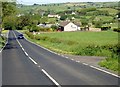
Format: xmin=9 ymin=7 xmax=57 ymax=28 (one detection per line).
xmin=22 ymin=30 xmax=119 ymax=72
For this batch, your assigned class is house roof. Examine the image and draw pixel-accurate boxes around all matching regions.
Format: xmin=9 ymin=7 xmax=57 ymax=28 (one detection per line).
xmin=48 ymin=13 xmax=58 ymax=15
xmin=59 ymin=21 xmax=81 ymax=27
xmin=74 ymin=22 xmax=80 ymax=27
xmin=59 ymin=21 xmax=70 ymax=27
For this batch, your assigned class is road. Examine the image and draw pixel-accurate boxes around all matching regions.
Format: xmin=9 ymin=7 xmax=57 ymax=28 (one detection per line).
xmin=2 ymin=30 xmax=119 ymax=86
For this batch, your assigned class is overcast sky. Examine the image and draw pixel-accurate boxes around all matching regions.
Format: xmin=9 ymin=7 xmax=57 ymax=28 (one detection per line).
xmin=16 ymin=0 xmax=119 ymax=5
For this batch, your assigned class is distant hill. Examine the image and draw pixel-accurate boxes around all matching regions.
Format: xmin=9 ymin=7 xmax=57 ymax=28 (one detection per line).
xmin=17 ymin=2 xmax=118 ymax=14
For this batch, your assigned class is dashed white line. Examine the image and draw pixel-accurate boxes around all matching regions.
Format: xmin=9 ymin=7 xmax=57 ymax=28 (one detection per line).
xmin=61 ymin=55 xmax=64 ymax=57
xmin=76 ymin=61 xmax=80 ymax=63
xmin=16 ymin=31 xmax=120 ymax=79
xmin=57 ymin=54 xmax=60 ymax=56
xmin=22 ymin=48 xmax=25 ymax=51
xmin=71 ymin=59 xmax=74 ymax=61
xmin=83 ymin=63 xmax=88 ymax=66
xmin=25 ymin=52 xmax=29 ymax=56
xmin=28 ymin=57 xmax=38 ymax=65
xmin=65 ymin=57 xmax=68 ymax=59
xmin=13 ymin=31 xmax=38 ymax=65
xmin=38 ymin=65 xmax=41 ymax=68
xmin=42 ymin=69 xmax=61 ymax=87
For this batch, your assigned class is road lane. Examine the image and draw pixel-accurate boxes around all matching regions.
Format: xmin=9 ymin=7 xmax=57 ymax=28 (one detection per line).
xmin=2 ymin=30 xmax=55 ymax=85
xmin=14 ymin=31 xmax=119 ymax=86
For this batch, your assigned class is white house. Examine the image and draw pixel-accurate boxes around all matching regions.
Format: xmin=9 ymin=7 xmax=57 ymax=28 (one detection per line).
xmin=48 ymin=14 xmax=60 ymax=18
xmin=59 ymin=21 xmax=80 ymax=31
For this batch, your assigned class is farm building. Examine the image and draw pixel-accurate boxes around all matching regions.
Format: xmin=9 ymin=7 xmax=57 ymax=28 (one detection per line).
xmin=58 ymin=21 xmax=80 ymax=31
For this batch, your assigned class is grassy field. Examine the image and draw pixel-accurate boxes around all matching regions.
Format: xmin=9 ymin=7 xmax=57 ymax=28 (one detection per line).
xmin=98 ymin=8 xmax=118 ymax=15
xmin=37 ymin=31 xmax=118 ymax=46
xmin=24 ymin=30 xmax=119 ymax=72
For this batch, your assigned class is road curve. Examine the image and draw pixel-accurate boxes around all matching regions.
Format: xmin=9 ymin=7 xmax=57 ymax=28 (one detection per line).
xmin=2 ymin=30 xmax=119 ymax=87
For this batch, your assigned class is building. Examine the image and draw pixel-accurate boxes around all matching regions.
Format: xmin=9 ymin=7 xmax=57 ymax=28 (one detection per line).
xmin=48 ymin=14 xmax=60 ymax=18
xmin=59 ymin=21 xmax=80 ymax=31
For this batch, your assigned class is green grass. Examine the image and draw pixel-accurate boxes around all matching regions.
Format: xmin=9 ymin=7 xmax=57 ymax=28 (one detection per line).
xmin=24 ymin=31 xmax=119 ymax=72
xmin=99 ymin=57 xmax=119 ymax=73
xmin=98 ymin=8 xmax=118 ymax=15
xmin=102 ymin=22 xmax=118 ymax=29
xmin=0 ymin=30 xmax=8 ymax=49
xmin=94 ymin=16 xmax=113 ymax=22
xmin=37 ymin=31 xmax=118 ymax=46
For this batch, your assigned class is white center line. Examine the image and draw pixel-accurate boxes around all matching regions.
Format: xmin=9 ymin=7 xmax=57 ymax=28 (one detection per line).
xmin=42 ymin=69 xmax=61 ymax=87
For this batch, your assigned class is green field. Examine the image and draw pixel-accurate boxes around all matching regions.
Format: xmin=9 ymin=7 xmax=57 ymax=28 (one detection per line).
xmin=25 ymin=31 xmax=118 ymax=55
xmin=24 ymin=31 xmax=119 ymax=72
xmin=37 ymin=31 xmax=118 ymax=46
xmin=98 ymin=8 xmax=118 ymax=15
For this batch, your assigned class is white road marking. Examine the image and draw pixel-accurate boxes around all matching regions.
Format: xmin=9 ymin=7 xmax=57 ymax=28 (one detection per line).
xmin=90 ymin=65 xmax=120 ymax=78
xmin=42 ymin=69 xmax=61 ymax=87
xmin=25 ymin=52 xmax=29 ymax=56
xmin=57 ymin=54 xmax=60 ymax=56
xmin=22 ymin=48 xmax=25 ymax=51
xmin=76 ymin=61 xmax=80 ymax=63
xmin=13 ymin=31 xmax=38 ymax=65
xmin=28 ymin=57 xmax=38 ymax=65
xmin=71 ymin=59 xmax=74 ymax=61
xmin=16 ymin=31 xmax=120 ymax=78
xmin=65 ymin=57 xmax=68 ymax=59
xmin=83 ymin=63 xmax=88 ymax=66
xmin=38 ymin=65 xmax=41 ymax=67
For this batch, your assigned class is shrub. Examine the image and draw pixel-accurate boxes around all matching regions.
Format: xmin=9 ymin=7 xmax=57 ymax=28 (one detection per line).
xmin=101 ymin=27 xmax=110 ymax=31
xmin=113 ymin=28 xmax=120 ymax=32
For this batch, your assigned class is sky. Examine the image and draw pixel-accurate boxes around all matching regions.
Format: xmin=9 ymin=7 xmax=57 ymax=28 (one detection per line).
xmin=16 ymin=0 xmax=119 ymax=5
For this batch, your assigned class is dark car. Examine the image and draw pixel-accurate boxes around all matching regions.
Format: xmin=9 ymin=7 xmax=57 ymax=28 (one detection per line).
xmin=18 ymin=34 xmax=24 ymax=39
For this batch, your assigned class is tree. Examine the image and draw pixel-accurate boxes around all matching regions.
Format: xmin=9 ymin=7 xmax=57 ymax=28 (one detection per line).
xmin=60 ymin=15 xmax=67 ymax=20
xmin=3 ymin=15 xmax=17 ymax=30
xmin=81 ymin=19 xmax=88 ymax=27
xmin=2 ymin=2 xmax=16 ymax=18
xmin=39 ymin=17 xmax=48 ymax=23
xmin=0 ymin=2 xmax=16 ymax=34
xmin=94 ymin=21 xmax=103 ymax=28
xmin=16 ymin=14 xmax=32 ymax=30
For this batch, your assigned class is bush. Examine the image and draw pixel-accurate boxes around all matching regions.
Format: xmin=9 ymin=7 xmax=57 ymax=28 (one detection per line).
xmin=51 ymin=25 xmax=58 ymax=31
xmin=101 ymin=27 xmax=110 ymax=31
xmin=113 ymin=28 xmax=120 ymax=32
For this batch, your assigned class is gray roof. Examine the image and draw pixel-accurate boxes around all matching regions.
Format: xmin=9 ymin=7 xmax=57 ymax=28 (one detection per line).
xmin=59 ymin=21 xmax=70 ymax=27
xmin=59 ymin=21 xmax=80 ymax=27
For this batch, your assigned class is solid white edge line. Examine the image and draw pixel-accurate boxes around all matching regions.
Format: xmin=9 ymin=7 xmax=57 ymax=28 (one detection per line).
xmin=16 ymin=31 xmax=120 ymax=78
xmin=42 ymin=69 xmax=61 ymax=87
xmin=90 ymin=65 xmax=120 ymax=78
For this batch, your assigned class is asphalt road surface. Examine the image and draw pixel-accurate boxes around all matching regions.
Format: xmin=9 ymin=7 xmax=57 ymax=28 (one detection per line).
xmin=2 ymin=30 xmax=119 ymax=87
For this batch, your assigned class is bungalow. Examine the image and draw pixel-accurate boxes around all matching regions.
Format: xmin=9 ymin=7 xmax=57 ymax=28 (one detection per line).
xmin=59 ymin=21 xmax=80 ymax=31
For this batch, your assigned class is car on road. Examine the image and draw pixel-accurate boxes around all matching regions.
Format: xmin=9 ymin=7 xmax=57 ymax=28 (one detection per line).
xmin=18 ymin=34 xmax=24 ymax=39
